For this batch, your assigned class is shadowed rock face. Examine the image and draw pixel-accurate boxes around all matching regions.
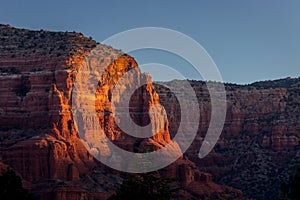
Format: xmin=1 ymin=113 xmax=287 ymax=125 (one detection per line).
xmin=155 ymin=78 xmax=300 ymax=200
xmin=0 ymin=25 xmax=246 ymax=199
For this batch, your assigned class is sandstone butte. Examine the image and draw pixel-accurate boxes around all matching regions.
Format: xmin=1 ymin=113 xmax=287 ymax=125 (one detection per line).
xmin=0 ymin=24 xmax=247 ymax=200
xmin=0 ymin=24 xmax=299 ymax=200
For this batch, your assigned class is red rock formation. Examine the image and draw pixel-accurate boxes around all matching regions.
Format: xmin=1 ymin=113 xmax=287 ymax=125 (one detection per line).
xmin=0 ymin=25 xmax=246 ymax=199
xmin=155 ymin=78 xmax=300 ymax=200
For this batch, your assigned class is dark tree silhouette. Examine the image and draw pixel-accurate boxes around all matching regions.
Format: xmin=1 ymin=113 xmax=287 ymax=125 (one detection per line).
xmin=280 ymin=162 xmax=300 ymax=200
xmin=0 ymin=168 xmax=32 ymax=200
xmin=109 ymin=173 xmax=178 ymax=200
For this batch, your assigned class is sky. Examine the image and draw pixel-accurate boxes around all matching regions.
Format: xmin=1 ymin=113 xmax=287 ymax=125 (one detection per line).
xmin=0 ymin=0 xmax=299 ymax=83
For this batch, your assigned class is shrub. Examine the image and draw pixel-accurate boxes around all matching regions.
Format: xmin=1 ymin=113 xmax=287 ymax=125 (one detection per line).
xmin=281 ymin=161 xmax=300 ymax=200
xmin=109 ymin=173 xmax=177 ymax=200
xmin=0 ymin=168 xmax=32 ymax=200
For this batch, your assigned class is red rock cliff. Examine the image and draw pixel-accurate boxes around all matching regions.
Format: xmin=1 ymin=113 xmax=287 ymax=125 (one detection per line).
xmin=0 ymin=25 xmax=246 ymax=199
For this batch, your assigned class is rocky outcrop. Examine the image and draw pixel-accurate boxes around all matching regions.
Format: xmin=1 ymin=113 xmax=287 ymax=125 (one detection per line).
xmin=0 ymin=25 xmax=246 ymax=199
xmin=160 ymin=158 xmax=247 ymax=200
xmin=155 ymin=78 xmax=300 ymax=200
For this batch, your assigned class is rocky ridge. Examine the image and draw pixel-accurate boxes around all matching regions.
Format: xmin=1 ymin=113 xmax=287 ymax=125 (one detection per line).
xmin=155 ymin=78 xmax=300 ymax=200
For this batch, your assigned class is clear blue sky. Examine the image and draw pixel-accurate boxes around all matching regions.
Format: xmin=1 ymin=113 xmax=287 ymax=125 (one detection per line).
xmin=0 ymin=0 xmax=299 ymax=83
